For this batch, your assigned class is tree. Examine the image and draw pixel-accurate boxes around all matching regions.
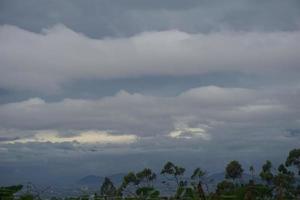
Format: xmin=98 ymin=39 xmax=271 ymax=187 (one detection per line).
xmin=0 ymin=185 xmax=23 ymax=200
xmin=216 ymin=180 xmax=235 ymax=195
xmin=136 ymin=168 xmax=156 ymax=187
xmin=225 ymin=160 xmax=243 ymax=183
xmin=249 ymin=165 xmax=255 ymax=181
xmin=260 ymin=160 xmax=274 ymax=186
xmin=273 ymin=164 xmax=295 ymax=200
xmin=286 ymin=148 xmax=300 ymax=175
xmin=161 ymin=161 xmax=185 ymax=186
xmin=100 ymin=177 xmax=117 ymax=197
xmin=119 ymin=168 xmax=158 ymax=198
xmin=119 ymin=172 xmax=139 ymax=196
xmin=191 ymin=167 xmax=208 ymax=199
xmin=244 ymin=166 xmax=256 ymax=200
xmin=161 ymin=161 xmax=186 ymax=198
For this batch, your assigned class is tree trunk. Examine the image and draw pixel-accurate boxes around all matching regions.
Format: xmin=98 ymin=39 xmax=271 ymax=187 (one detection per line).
xmin=197 ymin=182 xmax=206 ymax=200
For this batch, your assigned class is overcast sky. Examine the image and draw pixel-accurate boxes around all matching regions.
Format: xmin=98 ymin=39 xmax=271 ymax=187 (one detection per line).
xmin=0 ymin=0 xmax=300 ymax=185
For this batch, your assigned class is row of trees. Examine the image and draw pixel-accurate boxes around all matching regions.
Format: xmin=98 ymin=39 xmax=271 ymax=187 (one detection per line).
xmin=1 ymin=148 xmax=299 ymax=200
xmin=97 ymin=148 xmax=300 ymax=199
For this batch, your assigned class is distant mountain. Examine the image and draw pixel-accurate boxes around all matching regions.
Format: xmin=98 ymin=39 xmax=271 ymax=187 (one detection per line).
xmin=51 ymin=172 xmax=267 ymax=198
xmin=107 ymin=173 xmax=127 ymax=185
xmin=77 ymin=173 xmax=126 ymax=187
xmin=78 ymin=175 xmax=103 ymax=186
xmin=77 ymin=172 xmax=262 ymax=194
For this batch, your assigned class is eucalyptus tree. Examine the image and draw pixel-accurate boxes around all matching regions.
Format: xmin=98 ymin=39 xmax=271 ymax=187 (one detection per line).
xmin=191 ymin=167 xmax=209 ymax=199
xmin=273 ymin=164 xmax=295 ymax=200
xmin=100 ymin=177 xmax=117 ymax=197
xmin=286 ymin=148 xmax=300 ymax=175
xmin=161 ymin=161 xmax=185 ymax=186
xmin=119 ymin=168 xmax=159 ymax=199
xmin=225 ymin=160 xmax=244 ymax=184
xmin=0 ymin=185 xmax=23 ymax=200
xmin=260 ymin=160 xmax=274 ymax=186
xmin=285 ymin=149 xmax=300 ymax=198
xmin=161 ymin=161 xmax=187 ymax=198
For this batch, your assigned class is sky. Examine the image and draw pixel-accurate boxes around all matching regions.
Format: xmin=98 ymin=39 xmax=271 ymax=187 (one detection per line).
xmin=0 ymin=0 xmax=300 ymax=185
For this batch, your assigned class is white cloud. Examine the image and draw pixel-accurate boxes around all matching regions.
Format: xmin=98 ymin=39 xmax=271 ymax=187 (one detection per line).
xmin=169 ymin=127 xmax=210 ymax=140
xmin=2 ymin=130 xmax=138 ymax=144
xmin=0 ymin=24 xmax=299 ymax=92
xmin=0 ymin=85 xmax=299 ymax=177
xmin=0 ymin=85 xmax=298 ymax=140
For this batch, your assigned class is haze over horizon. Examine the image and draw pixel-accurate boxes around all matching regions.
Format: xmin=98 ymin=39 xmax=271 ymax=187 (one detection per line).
xmin=0 ymin=0 xmax=300 ymax=186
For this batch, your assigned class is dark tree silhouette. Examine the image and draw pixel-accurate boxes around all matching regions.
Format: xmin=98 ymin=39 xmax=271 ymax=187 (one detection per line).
xmin=286 ymin=148 xmax=300 ymax=175
xmin=119 ymin=168 xmax=159 ymax=198
xmin=0 ymin=185 xmax=23 ymax=200
xmin=260 ymin=160 xmax=274 ymax=186
xmin=161 ymin=161 xmax=185 ymax=186
xmin=191 ymin=167 xmax=207 ymax=200
xmin=100 ymin=177 xmax=117 ymax=197
xmin=225 ymin=160 xmax=243 ymax=183
xmin=273 ymin=164 xmax=295 ymax=200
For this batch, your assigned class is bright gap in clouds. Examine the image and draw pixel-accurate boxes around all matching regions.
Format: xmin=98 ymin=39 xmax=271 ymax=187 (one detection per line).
xmin=2 ymin=130 xmax=138 ymax=144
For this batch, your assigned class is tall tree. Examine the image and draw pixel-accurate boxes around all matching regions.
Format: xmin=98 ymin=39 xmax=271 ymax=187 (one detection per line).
xmin=225 ymin=160 xmax=243 ymax=183
xmin=260 ymin=160 xmax=274 ymax=186
xmin=286 ymin=148 xmax=300 ymax=175
xmin=100 ymin=177 xmax=117 ymax=197
xmin=191 ymin=167 xmax=207 ymax=200
xmin=161 ymin=161 xmax=186 ymax=198
xmin=136 ymin=168 xmax=156 ymax=187
xmin=119 ymin=168 xmax=159 ymax=198
xmin=249 ymin=165 xmax=255 ymax=182
xmin=161 ymin=161 xmax=185 ymax=186
xmin=0 ymin=185 xmax=23 ymax=200
xmin=273 ymin=164 xmax=295 ymax=200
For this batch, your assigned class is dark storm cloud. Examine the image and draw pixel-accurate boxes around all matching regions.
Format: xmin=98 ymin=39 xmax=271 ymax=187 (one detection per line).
xmin=0 ymin=0 xmax=300 ymax=38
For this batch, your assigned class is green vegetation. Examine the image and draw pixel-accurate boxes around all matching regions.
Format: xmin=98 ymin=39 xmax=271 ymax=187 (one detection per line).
xmin=1 ymin=148 xmax=300 ymax=200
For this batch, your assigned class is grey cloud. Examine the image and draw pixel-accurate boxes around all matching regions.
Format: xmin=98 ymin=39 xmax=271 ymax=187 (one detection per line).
xmin=1 ymin=0 xmax=300 ymax=38
xmin=1 ymin=25 xmax=299 ymax=93
xmin=1 ymin=0 xmax=300 ymax=186
xmin=0 ymin=128 xmax=298 ymax=185
xmin=0 ymin=136 xmax=19 ymax=142
xmin=0 ymin=86 xmax=299 ymax=139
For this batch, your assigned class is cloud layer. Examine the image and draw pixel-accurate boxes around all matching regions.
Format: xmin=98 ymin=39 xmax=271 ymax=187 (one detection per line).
xmin=0 ymin=85 xmax=299 ymax=184
xmin=0 ymin=25 xmax=299 ymax=92
xmin=1 ymin=85 xmax=299 ymax=141
xmin=1 ymin=0 xmax=300 ymax=185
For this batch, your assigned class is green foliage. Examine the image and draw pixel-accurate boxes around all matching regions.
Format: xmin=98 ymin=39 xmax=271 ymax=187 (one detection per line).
xmin=0 ymin=185 xmax=23 ymax=200
xmin=161 ymin=161 xmax=185 ymax=186
xmin=100 ymin=177 xmax=117 ymax=196
xmin=190 ymin=167 xmax=208 ymax=199
xmin=175 ymin=186 xmax=198 ymax=199
xmin=225 ymin=161 xmax=243 ymax=181
xmin=19 ymin=194 xmax=35 ymax=200
xmin=136 ymin=168 xmax=157 ymax=185
xmin=285 ymin=148 xmax=300 ymax=175
xmin=4 ymin=148 xmax=300 ymax=200
xmin=119 ymin=168 xmax=157 ymax=198
xmin=161 ymin=162 xmax=185 ymax=177
xmin=191 ymin=168 xmax=206 ymax=180
xmin=260 ymin=160 xmax=274 ymax=185
xmin=273 ymin=164 xmax=295 ymax=199
xmin=216 ymin=180 xmax=235 ymax=195
xmin=64 ymin=197 xmax=80 ymax=200
xmin=135 ymin=187 xmax=159 ymax=200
